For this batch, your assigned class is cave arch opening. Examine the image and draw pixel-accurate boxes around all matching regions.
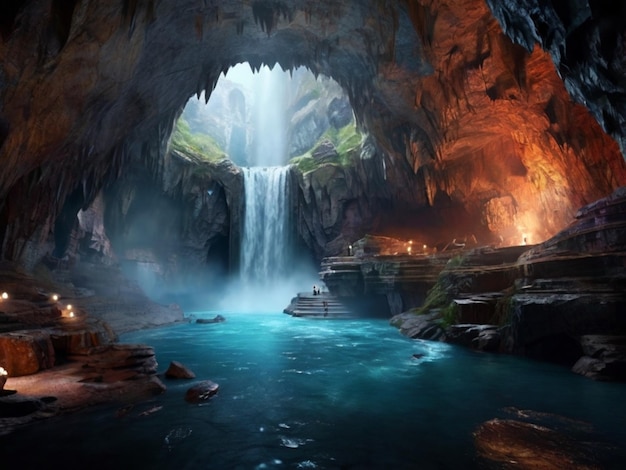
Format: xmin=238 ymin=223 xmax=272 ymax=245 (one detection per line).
xmin=166 ymin=62 xmax=362 ymax=311
xmin=173 ymin=62 xmax=361 ymax=169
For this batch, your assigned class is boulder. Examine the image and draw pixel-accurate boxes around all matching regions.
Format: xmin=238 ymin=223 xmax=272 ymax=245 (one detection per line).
xmin=185 ymin=380 xmax=219 ymax=403
xmin=0 ymin=331 xmax=55 ymax=376
xmin=165 ymin=361 xmax=196 ymax=379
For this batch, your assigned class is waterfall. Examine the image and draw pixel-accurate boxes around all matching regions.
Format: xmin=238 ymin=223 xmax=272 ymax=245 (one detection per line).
xmin=240 ymin=166 xmax=291 ymax=284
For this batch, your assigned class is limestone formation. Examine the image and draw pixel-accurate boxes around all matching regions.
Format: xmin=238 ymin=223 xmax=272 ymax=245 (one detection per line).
xmin=1 ymin=0 xmax=625 ymax=274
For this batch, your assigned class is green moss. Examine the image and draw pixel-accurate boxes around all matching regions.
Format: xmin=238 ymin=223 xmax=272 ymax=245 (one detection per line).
xmin=290 ymin=122 xmax=362 ymax=174
xmin=170 ymin=117 xmax=226 ymax=162
xmin=492 ymin=289 xmax=516 ymax=326
xmin=290 ymin=154 xmax=317 ymax=173
xmin=439 ymin=302 xmax=459 ymax=328
xmin=447 ymin=254 xmax=465 ymax=268
xmin=414 ymin=281 xmax=449 ymax=315
xmin=412 ymin=253 xmax=469 ymax=316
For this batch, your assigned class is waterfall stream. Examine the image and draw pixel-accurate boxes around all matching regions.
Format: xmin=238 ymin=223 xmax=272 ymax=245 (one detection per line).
xmin=240 ymin=166 xmax=291 ymax=284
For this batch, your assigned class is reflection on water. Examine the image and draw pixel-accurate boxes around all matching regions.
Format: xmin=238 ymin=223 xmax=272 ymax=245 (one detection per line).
xmin=3 ymin=312 xmax=626 ymax=469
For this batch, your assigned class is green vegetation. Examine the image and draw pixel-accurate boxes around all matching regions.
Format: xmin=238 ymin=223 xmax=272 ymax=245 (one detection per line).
xmin=410 ymin=252 xmax=470 ymax=327
xmin=412 ymin=281 xmax=449 ymax=315
xmin=290 ymin=122 xmax=362 ymax=174
xmin=413 ymin=253 xmax=467 ymax=313
xmin=492 ymin=288 xmax=516 ymax=326
xmin=447 ymin=254 xmax=465 ymax=268
xmin=170 ymin=117 xmax=226 ymax=162
xmin=439 ymin=302 xmax=459 ymax=328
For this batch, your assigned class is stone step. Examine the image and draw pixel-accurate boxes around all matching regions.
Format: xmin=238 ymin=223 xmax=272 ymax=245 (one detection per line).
xmin=283 ymin=292 xmax=353 ymax=318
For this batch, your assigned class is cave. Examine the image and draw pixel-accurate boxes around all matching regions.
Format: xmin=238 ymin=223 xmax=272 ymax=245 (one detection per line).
xmin=1 ymin=0 xmax=626 ymax=467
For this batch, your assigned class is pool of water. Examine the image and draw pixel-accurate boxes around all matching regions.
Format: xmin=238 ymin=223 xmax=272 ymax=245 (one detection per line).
xmin=4 ymin=311 xmax=626 ymax=468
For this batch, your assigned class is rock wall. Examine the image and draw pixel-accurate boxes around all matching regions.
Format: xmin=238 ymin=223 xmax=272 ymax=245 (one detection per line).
xmin=0 ymin=0 xmax=625 ymax=278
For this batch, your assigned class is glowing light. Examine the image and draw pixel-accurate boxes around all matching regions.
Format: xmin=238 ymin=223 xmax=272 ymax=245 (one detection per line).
xmin=1 ymin=292 xmax=8 ymax=300
xmin=52 ymin=294 xmax=59 ymax=301
xmin=0 ymin=366 xmax=7 ymax=390
xmin=66 ymin=304 xmax=72 ymax=310
xmin=69 ymin=312 xmax=75 ymax=318
xmin=423 ymin=244 xmax=427 ymax=250
xmin=407 ymin=246 xmax=412 ymax=254
xmin=521 ymin=234 xmax=528 ymax=246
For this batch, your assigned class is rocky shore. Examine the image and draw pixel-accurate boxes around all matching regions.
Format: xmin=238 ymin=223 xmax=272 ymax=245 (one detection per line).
xmin=320 ymin=187 xmax=626 ymax=382
xmin=0 ymin=260 xmax=186 ymax=435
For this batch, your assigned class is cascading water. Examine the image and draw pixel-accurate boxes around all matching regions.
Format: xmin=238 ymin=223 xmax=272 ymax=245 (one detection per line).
xmin=240 ymin=166 xmax=292 ymax=284
xmin=199 ymin=63 xmax=318 ymax=310
xmin=238 ymin=65 xmax=294 ymax=290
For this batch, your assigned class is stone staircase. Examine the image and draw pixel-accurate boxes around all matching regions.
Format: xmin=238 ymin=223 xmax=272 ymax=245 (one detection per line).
xmin=283 ymin=293 xmax=353 ymax=318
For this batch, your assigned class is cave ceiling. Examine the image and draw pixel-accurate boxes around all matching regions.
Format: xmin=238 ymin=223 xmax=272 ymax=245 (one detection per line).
xmin=0 ymin=0 xmax=625 ymax=263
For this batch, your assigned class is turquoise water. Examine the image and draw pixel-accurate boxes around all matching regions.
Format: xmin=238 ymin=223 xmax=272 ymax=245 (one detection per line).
xmin=4 ymin=311 xmax=626 ymax=469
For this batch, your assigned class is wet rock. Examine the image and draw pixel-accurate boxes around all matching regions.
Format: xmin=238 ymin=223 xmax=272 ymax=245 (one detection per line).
xmin=390 ymin=311 xmax=445 ymax=341
xmin=474 ymin=418 xmax=602 ymax=469
xmin=184 ymin=380 xmax=219 ymax=403
xmin=0 ymin=395 xmax=55 ymax=418
xmin=165 ymin=360 xmax=196 ymax=379
xmin=446 ymin=324 xmax=500 ymax=352
xmin=571 ymin=335 xmax=626 ymax=381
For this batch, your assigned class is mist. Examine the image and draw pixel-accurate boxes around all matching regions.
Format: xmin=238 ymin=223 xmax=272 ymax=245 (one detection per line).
xmin=122 ymin=62 xmax=325 ymax=314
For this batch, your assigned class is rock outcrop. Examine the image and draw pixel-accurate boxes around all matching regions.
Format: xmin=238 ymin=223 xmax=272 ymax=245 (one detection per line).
xmin=387 ymin=186 xmax=626 ymax=380
xmin=486 ymin=0 xmax=626 ymax=157
xmin=0 ymin=259 xmax=177 ymax=434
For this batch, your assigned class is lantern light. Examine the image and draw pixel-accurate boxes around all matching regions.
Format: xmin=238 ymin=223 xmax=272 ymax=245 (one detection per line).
xmin=0 ymin=366 xmax=7 ymax=391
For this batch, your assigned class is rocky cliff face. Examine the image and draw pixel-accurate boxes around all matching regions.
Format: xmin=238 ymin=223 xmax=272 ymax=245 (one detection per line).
xmin=485 ymin=0 xmax=626 ymax=157
xmin=102 ymin=150 xmax=242 ymax=302
xmin=0 ymin=0 xmax=625 ymax=281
